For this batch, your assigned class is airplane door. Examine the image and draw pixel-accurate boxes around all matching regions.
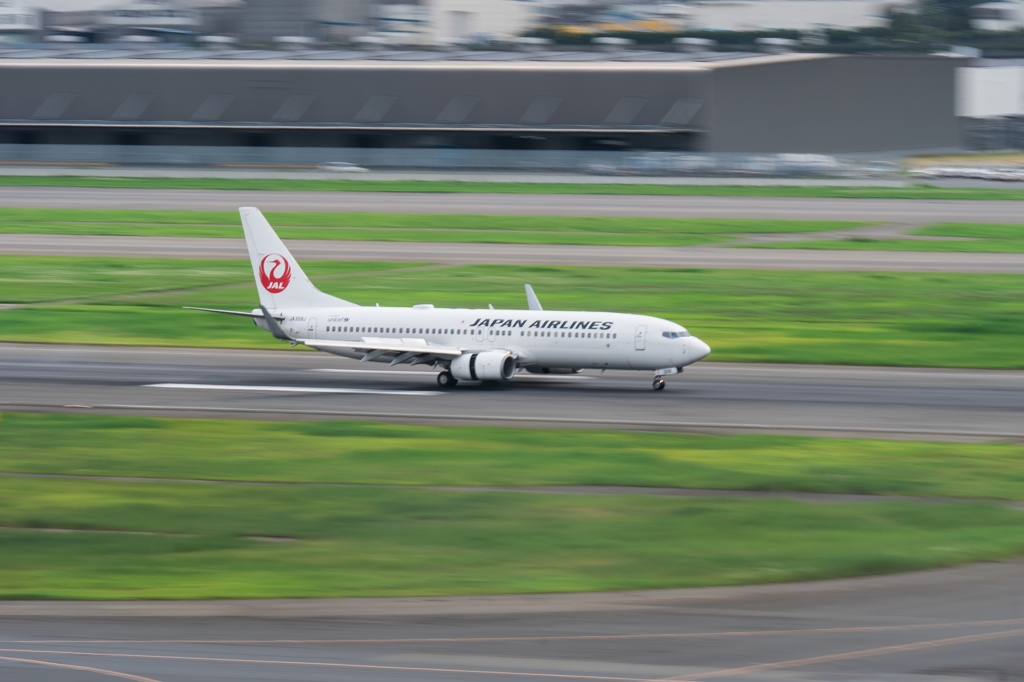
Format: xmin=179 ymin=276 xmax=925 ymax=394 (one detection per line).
xmin=634 ymin=325 xmax=647 ymax=351
xmin=307 ymin=318 xmax=317 ymax=339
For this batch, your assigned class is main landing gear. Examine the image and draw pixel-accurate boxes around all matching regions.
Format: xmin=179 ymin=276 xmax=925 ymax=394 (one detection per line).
xmin=652 ymin=378 xmax=666 ymax=391
xmin=437 ymin=371 xmax=458 ymax=388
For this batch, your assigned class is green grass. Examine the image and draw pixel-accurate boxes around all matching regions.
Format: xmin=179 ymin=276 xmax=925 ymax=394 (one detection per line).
xmin=5 ymin=414 xmax=1024 ymax=599
xmin=3 ymin=478 xmax=1024 ymax=599
xmin=2 ymin=258 xmax=1021 ymax=367
xmin=0 ymin=209 xmax=867 ymax=247
xmin=741 ymin=238 xmax=1024 ymax=253
xmin=912 ymin=223 xmax=1024 ymax=239
xmin=0 ymin=257 xmax=424 ymax=305
xmin=0 ymin=208 xmax=863 ymax=233
xmin=2 ymin=175 xmax=1024 ymax=199
xmin=4 ymin=414 xmax=1024 ymax=499
xmin=0 ymin=223 xmax=731 ymax=248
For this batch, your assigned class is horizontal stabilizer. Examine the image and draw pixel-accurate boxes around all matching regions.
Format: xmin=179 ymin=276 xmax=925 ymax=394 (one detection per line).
xmin=183 ymin=307 xmax=283 ymax=320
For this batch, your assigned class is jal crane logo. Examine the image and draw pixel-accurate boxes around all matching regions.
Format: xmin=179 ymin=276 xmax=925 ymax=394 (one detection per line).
xmin=259 ymin=253 xmax=292 ymax=292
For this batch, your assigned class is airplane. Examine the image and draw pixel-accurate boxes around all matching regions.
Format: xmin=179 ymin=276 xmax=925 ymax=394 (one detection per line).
xmin=186 ymin=207 xmax=711 ymax=391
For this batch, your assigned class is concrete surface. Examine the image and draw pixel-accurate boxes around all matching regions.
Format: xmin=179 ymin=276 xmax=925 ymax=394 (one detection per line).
xmin=2 ymin=558 xmax=1024 ymax=681
xmin=1 ymin=344 xmax=1021 ymax=441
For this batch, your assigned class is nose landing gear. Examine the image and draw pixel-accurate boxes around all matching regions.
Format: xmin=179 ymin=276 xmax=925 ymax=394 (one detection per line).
xmin=652 ymin=378 xmax=666 ymax=391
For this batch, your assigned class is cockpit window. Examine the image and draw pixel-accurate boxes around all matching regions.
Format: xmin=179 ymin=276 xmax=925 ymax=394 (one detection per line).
xmin=662 ymin=330 xmax=691 ymax=339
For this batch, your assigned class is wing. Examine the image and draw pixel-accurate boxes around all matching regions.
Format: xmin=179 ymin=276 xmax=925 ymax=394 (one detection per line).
xmin=302 ymin=337 xmax=463 ymax=366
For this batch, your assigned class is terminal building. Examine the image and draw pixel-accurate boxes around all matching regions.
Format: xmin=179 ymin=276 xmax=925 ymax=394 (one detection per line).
xmin=0 ymin=50 xmax=963 ymax=167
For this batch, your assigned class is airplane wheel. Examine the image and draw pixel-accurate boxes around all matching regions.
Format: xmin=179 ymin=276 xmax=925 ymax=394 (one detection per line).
xmin=653 ymin=378 xmax=666 ymax=391
xmin=437 ymin=371 xmax=458 ymax=388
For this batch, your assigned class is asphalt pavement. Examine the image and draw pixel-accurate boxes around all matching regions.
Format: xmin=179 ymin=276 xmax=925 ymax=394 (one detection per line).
xmin=2 ymin=186 xmax=1024 ymax=221
xmin=2 ymin=558 xmax=1024 ymax=681
xmin=2 ymin=343 xmax=1020 ymax=441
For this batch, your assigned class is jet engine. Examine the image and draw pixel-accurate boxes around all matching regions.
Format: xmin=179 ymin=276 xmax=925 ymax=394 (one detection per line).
xmin=450 ymin=351 xmax=516 ymax=381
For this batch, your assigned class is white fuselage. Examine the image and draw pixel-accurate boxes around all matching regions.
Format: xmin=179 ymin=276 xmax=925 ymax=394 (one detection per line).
xmin=260 ymin=306 xmax=711 ymax=372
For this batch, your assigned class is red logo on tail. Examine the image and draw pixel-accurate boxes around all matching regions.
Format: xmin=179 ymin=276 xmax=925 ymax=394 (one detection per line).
xmin=259 ymin=254 xmax=292 ymax=293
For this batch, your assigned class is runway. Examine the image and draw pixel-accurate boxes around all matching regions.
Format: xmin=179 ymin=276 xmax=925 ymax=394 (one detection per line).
xmin=2 ymin=343 xmax=1021 ymax=440
xmin=4 ymin=185 xmax=1024 ymax=221
xmin=2 ymin=558 xmax=1024 ymax=681
xmin=3 ymin=233 xmax=1023 ymax=272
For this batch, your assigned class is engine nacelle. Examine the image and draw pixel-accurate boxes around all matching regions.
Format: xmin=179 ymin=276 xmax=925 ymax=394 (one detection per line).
xmin=450 ymin=351 xmax=516 ymax=381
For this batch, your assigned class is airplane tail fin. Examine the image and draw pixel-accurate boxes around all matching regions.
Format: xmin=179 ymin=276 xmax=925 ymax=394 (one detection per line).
xmin=239 ymin=207 xmax=358 ymax=310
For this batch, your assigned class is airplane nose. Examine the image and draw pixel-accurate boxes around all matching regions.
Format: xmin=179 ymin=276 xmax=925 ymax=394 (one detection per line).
xmin=691 ymin=337 xmax=711 ymax=361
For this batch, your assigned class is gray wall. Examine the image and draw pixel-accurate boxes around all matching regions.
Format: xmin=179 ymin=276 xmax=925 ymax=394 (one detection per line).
xmin=0 ymin=54 xmax=960 ymax=154
xmin=707 ymin=55 xmax=960 ymax=153
xmin=0 ymin=61 xmax=711 ymax=130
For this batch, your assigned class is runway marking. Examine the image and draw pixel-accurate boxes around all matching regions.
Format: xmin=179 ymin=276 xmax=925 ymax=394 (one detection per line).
xmin=9 ymin=618 xmax=1024 ymax=644
xmin=0 ymin=649 xmax=647 ymax=681
xmin=0 ymin=654 xmax=163 ymax=682
xmin=660 ymin=627 xmax=1024 ymax=681
xmin=145 ymin=383 xmax=444 ymax=397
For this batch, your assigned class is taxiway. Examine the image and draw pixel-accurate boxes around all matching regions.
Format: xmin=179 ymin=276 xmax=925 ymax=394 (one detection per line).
xmin=2 ymin=559 xmax=1024 ymax=681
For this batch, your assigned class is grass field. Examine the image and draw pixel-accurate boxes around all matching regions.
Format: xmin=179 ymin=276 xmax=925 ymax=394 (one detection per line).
xmin=911 ymin=223 xmax=1024 ymax=239
xmin=0 ymin=208 xmax=864 ymax=233
xmin=3 ymin=487 xmax=1022 ymax=599
xmin=736 ymin=222 xmax=1024 ymax=252
xmin=0 ymin=209 xmax=866 ymax=247
xmin=1 ymin=174 xmax=1023 ymax=200
xmin=2 ymin=414 xmax=1024 ymax=599
xmin=4 ymin=414 xmax=1024 ymax=499
xmin=1 ymin=257 xmax=1021 ymax=367
xmin=0 ymin=257 xmax=422 ymax=305
xmin=742 ymin=238 xmax=1024 ymax=253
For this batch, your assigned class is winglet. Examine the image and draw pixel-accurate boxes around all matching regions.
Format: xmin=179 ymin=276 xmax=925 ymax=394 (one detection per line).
xmin=260 ymin=305 xmax=294 ymax=341
xmin=525 ymin=284 xmax=543 ymax=311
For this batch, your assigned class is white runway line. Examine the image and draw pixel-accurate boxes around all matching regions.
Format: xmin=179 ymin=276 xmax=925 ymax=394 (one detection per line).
xmin=146 ymin=383 xmax=444 ymax=397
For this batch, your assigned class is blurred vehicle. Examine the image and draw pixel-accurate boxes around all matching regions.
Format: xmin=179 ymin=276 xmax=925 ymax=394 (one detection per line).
xmin=317 ymin=161 xmax=369 ymax=173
